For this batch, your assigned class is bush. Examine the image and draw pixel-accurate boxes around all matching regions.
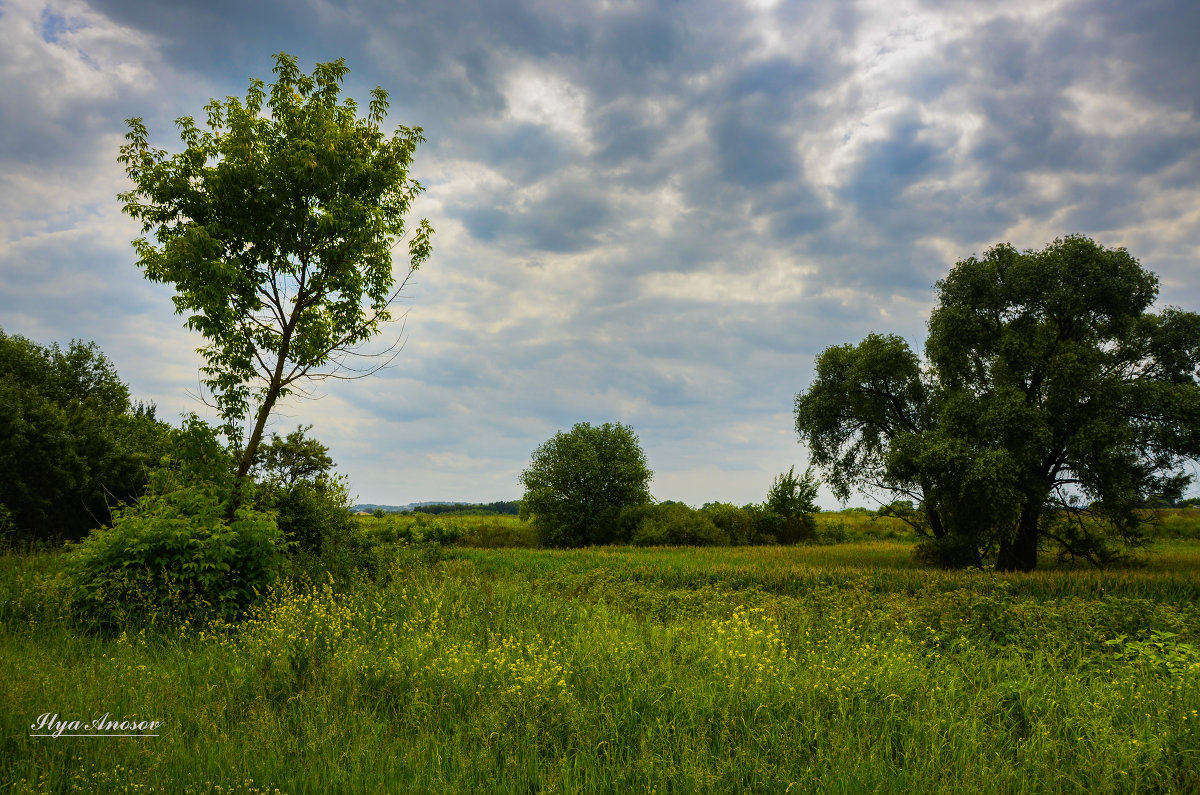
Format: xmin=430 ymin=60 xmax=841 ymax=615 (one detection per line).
xmin=619 ymin=503 xmax=730 ymax=547
xmin=702 ymin=503 xmax=782 ymax=545
xmin=66 ymin=483 xmax=285 ymax=630
xmin=450 ymin=516 xmax=538 ymax=548
xmin=271 ymin=477 xmax=356 ymax=555
xmin=914 ymin=534 xmax=984 ymax=568
xmin=763 ymin=467 xmax=819 ymax=544
xmin=610 ymin=504 xmax=657 ymax=544
xmin=411 ymin=514 xmax=465 ymax=545
xmin=0 ymin=329 xmax=174 ymax=542
xmin=64 ymin=416 xmax=287 ymax=630
xmin=0 ymin=504 xmax=14 ymax=548
xmin=265 ymin=471 xmax=394 ymax=581
xmin=745 ymin=506 xmax=782 ymax=545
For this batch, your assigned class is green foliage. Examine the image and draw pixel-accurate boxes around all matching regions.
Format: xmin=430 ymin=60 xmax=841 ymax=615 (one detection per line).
xmin=5 ymin=540 xmax=1200 ymax=792
xmin=701 ymin=502 xmax=760 ymax=545
xmin=366 ymin=513 xmax=465 ymax=546
xmin=65 ymin=417 xmax=286 ymax=630
xmin=398 ymin=501 xmax=521 ymax=516
xmin=611 ymin=502 xmax=730 ymax=546
xmin=519 ymin=421 xmax=653 ymax=547
xmin=373 ymin=513 xmax=537 ymax=548
xmin=118 ymin=53 xmax=433 ymax=481
xmin=797 ymin=236 xmax=1200 ymax=570
xmin=254 ymin=424 xmax=334 ymax=488
xmin=1104 ymin=630 xmax=1200 ymax=677
xmin=0 ymin=504 xmax=14 ymax=547
xmin=245 ymin=422 xmax=372 ymax=576
xmin=272 ymin=478 xmax=352 ymax=555
xmin=763 ymin=466 xmax=820 ymax=543
xmin=0 ymin=328 xmax=173 ymax=541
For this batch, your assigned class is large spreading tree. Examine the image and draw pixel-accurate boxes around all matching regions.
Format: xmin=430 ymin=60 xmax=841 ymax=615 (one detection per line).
xmin=118 ymin=53 xmax=433 ymax=486
xmin=795 ymin=236 xmax=1200 ymax=571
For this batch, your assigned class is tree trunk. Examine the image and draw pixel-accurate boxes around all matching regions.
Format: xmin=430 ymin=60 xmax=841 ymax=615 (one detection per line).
xmin=996 ymin=503 xmax=1040 ymax=572
xmin=235 ymin=390 xmax=281 ymax=482
xmin=234 ymin=311 xmax=298 ymax=488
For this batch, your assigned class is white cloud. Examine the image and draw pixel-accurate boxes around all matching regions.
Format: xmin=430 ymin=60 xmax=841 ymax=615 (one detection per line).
xmin=503 ymin=60 xmax=591 ymax=144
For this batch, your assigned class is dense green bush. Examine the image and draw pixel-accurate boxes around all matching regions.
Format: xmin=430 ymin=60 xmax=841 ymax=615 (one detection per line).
xmin=700 ymin=502 xmax=759 ymax=545
xmin=450 ymin=516 xmax=538 ymax=548
xmin=249 ymin=424 xmax=383 ymax=579
xmin=364 ymin=513 xmax=465 ymax=546
xmin=743 ymin=506 xmax=782 ymax=545
xmin=612 ymin=503 xmax=730 ymax=547
xmin=913 ymin=533 xmax=987 ymax=568
xmin=271 ymin=478 xmax=355 ymax=555
xmin=65 ymin=418 xmax=286 ymax=630
xmin=0 ymin=504 xmax=14 ymax=547
xmin=635 ymin=507 xmax=727 ymax=546
xmin=66 ymin=484 xmax=285 ymax=629
xmin=607 ymin=500 xmax=824 ymax=548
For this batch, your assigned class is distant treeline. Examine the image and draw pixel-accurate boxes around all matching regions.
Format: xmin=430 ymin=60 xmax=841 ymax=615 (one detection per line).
xmin=376 ymin=501 xmax=521 ymax=516
xmin=412 ymin=501 xmax=520 ymax=516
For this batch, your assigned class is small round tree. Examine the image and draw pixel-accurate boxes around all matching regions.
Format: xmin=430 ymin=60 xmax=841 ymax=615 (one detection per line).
xmin=519 ymin=422 xmax=653 ymax=547
xmin=763 ymin=465 xmax=820 ymax=544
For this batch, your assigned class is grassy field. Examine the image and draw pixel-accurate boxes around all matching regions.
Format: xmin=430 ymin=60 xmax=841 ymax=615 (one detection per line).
xmin=2 ymin=535 xmax=1199 ymax=793
xmin=359 ymin=507 xmax=1200 ymax=549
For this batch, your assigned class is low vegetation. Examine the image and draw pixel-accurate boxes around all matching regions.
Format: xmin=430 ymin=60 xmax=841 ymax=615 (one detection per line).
xmin=3 ymin=538 xmax=1198 ymax=793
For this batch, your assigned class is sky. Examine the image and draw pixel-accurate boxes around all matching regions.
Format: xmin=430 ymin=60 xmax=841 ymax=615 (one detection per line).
xmin=1 ymin=0 xmax=1198 ymax=508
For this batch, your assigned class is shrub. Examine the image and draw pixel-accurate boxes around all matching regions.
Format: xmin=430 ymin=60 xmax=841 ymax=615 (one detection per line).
xmin=451 ymin=516 xmax=538 ymax=548
xmin=272 ymin=477 xmax=356 ymax=555
xmin=611 ymin=504 xmax=658 ymax=544
xmin=745 ymin=506 xmax=782 ymax=545
xmin=701 ymin=503 xmax=763 ymax=545
xmin=64 ymin=416 xmax=287 ymax=630
xmin=0 ymin=329 xmax=174 ymax=542
xmin=411 ymin=514 xmax=465 ymax=545
xmin=763 ymin=466 xmax=819 ymax=544
xmin=914 ymin=534 xmax=984 ymax=568
xmin=0 ymin=504 xmax=14 ymax=547
xmin=621 ymin=503 xmax=729 ymax=547
xmin=66 ymin=483 xmax=285 ymax=630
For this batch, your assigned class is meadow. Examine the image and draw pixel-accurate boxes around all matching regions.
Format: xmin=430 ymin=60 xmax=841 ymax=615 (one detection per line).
xmin=2 ymin=516 xmax=1198 ymax=793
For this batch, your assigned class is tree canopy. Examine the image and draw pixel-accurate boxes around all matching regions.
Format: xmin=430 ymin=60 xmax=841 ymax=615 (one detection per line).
xmin=795 ymin=236 xmax=1200 ymax=570
xmin=763 ymin=466 xmax=820 ymax=543
xmin=253 ymin=424 xmax=334 ymax=488
xmin=0 ymin=328 xmax=172 ymax=541
xmin=118 ymin=53 xmax=433 ymax=484
xmin=519 ymin=422 xmax=653 ymax=548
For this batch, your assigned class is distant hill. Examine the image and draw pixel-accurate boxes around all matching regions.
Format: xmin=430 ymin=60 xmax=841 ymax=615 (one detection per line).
xmin=353 ymin=501 xmax=520 ymax=515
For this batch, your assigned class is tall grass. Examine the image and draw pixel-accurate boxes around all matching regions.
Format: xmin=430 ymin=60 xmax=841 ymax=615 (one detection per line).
xmin=2 ymin=542 xmax=1198 ymax=793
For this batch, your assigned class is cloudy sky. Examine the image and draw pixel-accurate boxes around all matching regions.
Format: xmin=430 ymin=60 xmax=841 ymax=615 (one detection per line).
xmin=2 ymin=0 xmax=1198 ymax=507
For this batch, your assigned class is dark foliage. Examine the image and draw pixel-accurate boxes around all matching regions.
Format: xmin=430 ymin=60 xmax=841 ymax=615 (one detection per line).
xmin=0 ymin=328 xmax=173 ymax=542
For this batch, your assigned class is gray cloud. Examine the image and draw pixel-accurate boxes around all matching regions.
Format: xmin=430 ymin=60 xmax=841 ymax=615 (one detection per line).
xmin=2 ymin=0 xmax=1198 ymax=506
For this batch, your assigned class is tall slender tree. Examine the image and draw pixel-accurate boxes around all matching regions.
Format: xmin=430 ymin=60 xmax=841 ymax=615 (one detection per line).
xmin=119 ymin=53 xmax=433 ymax=486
